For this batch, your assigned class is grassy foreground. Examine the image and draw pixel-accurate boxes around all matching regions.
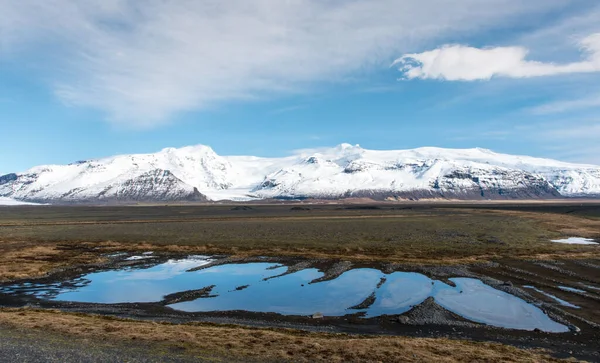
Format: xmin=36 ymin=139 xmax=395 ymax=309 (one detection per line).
xmin=0 ymin=309 xmax=575 ymax=362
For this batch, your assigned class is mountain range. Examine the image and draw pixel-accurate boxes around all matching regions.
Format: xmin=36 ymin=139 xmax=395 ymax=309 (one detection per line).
xmin=2 ymin=144 xmax=600 ymax=204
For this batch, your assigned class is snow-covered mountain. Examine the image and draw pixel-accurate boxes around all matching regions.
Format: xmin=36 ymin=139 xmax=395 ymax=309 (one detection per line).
xmin=2 ymin=144 xmax=600 ymax=204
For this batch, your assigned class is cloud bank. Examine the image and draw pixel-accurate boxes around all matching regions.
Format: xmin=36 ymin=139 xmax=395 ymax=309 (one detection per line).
xmin=394 ymin=33 xmax=600 ymax=81
xmin=0 ymin=0 xmax=572 ymax=126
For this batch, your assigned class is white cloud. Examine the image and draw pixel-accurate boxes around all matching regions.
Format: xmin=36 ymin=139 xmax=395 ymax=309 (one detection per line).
xmin=0 ymin=0 xmax=574 ymax=126
xmin=530 ymin=94 xmax=600 ymax=114
xmin=394 ymin=33 xmax=600 ymax=81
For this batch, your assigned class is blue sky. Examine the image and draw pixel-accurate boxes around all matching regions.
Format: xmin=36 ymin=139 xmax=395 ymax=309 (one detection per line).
xmin=1 ymin=1 xmax=600 ymax=175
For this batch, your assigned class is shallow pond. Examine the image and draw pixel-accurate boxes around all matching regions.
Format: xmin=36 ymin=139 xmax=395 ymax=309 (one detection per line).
xmin=0 ymin=256 xmax=569 ymax=333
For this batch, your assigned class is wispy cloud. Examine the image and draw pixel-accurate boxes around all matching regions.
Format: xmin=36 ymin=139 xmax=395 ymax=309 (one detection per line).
xmin=541 ymin=121 xmax=600 ymax=140
xmin=521 ymin=119 xmax=600 ymax=164
xmin=269 ymin=105 xmax=307 ymax=115
xmin=448 ymin=128 xmax=513 ymax=142
xmin=530 ymin=94 xmax=600 ymax=114
xmin=358 ymin=85 xmax=400 ymax=94
xmin=0 ymin=0 xmax=573 ymax=127
xmin=516 ymin=4 xmax=600 ymax=57
xmin=538 ymin=143 xmax=600 ymax=165
xmin=394 ymin=33 xmax=600 ymax=81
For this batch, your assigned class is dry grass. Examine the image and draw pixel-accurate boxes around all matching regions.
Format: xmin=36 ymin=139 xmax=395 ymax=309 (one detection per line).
xmin=1 ymin=206 xmax=599 ymax=281
xmin=0 ymin=213 xmax=434 ymax=227
xmin=0 ymin=309 xmax=575 ymax=363
xmin=491 ymin=209 xmax=600 ymax=239
xmin=0 ymin=240 xmax=106 ymax=282
xmin=2 ymin=238 xmax=598 ymax=283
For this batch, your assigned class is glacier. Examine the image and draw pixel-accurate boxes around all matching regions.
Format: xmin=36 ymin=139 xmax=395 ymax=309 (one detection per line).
xmin=0 ymin=197 xmax=44 ymax=206
xmin=1 ymin=144 xmax=599 ymax=204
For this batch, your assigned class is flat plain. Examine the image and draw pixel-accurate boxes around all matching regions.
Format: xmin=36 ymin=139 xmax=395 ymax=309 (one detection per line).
xmin=0 ymin=202 xmax=599 ymax=362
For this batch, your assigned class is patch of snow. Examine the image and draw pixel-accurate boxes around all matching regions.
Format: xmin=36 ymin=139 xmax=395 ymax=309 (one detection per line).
xmin=550 ymin=237 xmax=598 ymax=245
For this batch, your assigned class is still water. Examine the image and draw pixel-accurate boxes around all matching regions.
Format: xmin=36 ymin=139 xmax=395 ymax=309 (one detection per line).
xmin=0 ymin=256 xmax=570 ymax=333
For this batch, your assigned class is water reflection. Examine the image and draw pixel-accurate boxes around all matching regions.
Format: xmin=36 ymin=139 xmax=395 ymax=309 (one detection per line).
xmin=367 ymin=272 xmax=441 ymax=316
xmin=0 ymin=257 xmax=570 ymax=332
xmin=438 ymin=279 xmax=569 ymax=332
xmin=523 ymin=285 xmax=580 ymax=309
xmin=173 ymin=268 xmax=382 ymax=316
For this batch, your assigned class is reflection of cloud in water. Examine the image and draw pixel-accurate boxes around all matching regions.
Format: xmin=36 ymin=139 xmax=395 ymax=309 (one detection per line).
xmin=172 ymin=268 xmax=380 ymax=316
xmin=118 ymin=259 xmax=213 ymax=281
xmin=369 ymin=272 xmax=433 ymax=315
xmin=0 ymin=259 xmax=571 ymax=332
xmin=196 ymin=263 xmax=282 ymax=276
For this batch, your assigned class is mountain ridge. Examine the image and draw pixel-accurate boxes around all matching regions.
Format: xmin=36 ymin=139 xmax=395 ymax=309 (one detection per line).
xmin=2 ymin=144 xmax=599 ymax=204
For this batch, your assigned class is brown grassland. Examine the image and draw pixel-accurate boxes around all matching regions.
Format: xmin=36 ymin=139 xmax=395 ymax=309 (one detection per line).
xmin=0 ymin=202 xmax=599 ymax=361
xmin=0 ymin=309 xmax=577 ymax=362
xmin=1 ymin=204 xmax=599 ymax=278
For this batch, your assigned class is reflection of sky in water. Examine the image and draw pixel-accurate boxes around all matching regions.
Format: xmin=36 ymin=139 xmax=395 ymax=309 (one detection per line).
xmin=523 ymin=285 xmax=579 ymax=310
xmin=173 ymin=268 xmax=382 ymax=316
xmin=367 ymin=272 xmax=439 ymax=316
xmin=0 ymin=258 xmax=571 ymax=332
xmin=54 ymin=258 xmax=212 ymax=303
xmin=438 ymin=279 xmax=569 ymax=332
xmin=558 ymin=286 xmax=585 ymax=293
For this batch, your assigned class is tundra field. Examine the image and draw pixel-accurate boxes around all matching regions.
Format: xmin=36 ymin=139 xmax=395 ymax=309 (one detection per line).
xmin=0 ymin=202 xmax=599 ymax=362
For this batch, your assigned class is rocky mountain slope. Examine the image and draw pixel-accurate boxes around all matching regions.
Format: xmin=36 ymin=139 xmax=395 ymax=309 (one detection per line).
xmin=1 ymin=144 xmax=600 ymax=204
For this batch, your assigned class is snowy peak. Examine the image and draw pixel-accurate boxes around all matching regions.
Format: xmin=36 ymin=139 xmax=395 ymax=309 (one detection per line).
xmin=100 ymin=169 xmax=207 ymax=202
xmin=252 ymin=151 xmax=565 ymax=200
xmin=1 ymin=144 xmax=600 ymax=204
xmin=160 ymin=144 xmax=216 ymax=154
